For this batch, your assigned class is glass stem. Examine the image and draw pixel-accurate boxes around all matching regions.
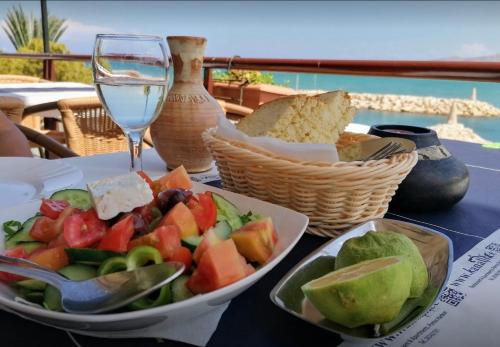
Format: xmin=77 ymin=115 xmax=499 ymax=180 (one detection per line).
xmin=127 ymin=130 xmax=145 ymax=172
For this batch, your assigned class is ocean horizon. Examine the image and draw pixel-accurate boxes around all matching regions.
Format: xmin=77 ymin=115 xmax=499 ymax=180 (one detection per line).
xmin=270 ymin=72 xmax=500 ymax=107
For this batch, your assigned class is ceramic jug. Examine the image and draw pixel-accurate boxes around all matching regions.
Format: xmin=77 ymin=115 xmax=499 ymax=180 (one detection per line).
xmin=151 ymin=36 xmax=223 ymax=172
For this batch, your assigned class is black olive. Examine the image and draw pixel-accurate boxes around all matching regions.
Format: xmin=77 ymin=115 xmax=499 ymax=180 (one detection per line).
xmin=157 ymin=189 xmax=193 ymax=214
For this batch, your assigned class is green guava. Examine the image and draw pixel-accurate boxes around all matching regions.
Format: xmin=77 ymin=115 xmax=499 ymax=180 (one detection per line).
xmin=335 ymin=231 xmax=428 ymax=298
xmin=301 ymin=256 xmax=412 ymax=328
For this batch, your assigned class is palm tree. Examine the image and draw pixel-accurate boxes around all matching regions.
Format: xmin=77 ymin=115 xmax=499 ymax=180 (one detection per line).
xmin=2 ymin=5 xmax=67 ymax=51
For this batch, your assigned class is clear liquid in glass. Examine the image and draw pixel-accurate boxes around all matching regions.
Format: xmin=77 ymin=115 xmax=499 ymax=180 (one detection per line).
xmin=95 ymin=81 xmax=167 ymax=132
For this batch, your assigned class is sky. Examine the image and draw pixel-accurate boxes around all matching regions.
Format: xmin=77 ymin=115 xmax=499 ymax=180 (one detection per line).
xmin=1 ymin=1 xmax=500 ymax=60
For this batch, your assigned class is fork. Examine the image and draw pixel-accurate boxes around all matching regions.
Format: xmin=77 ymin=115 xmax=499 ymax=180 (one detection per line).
xmin=365 ymin=142 xmax=403 ymax=161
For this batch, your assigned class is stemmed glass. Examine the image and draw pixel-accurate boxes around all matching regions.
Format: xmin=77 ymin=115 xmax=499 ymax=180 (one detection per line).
xmin=92 ymin=34 xmax=169 ymax=171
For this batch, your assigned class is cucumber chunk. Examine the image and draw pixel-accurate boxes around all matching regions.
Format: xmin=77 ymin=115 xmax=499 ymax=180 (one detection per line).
xmin=50 ymin=189 xmax=92 ymax=210
xmin=16 ymin=279 xmax=47 ymax=291
xmin=43 ymin=264 xmax=97 ymax=311
xmin=65 ymin=248 xmax=124 ymax=266
xmin=181 ymin=235 xmax=202 ymax=252
xmin=5 ymin=216 xmax=40 ymax=248
xmin=211 ymin=220 xmax=232 ymax=240
xmin=172 ymin=275 xmax=194 ymax=303
xmin=212 ymin=193 xmax=242 ymax=230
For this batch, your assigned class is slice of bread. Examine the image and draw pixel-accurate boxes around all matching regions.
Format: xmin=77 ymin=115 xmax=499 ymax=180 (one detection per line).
xmin=236 ymin=91 xmax=356 ymax=144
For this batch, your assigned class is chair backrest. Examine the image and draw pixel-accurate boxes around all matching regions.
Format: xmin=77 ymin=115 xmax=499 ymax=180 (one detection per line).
xmin=0 ymin=96 xmax=24 ymax=123
xmin=0 ymin=74 xmax=49 ymax=84
xmin=57 ymin=97 xmax=129 ymax=156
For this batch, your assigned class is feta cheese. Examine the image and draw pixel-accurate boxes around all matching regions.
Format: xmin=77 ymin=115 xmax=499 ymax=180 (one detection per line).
xmin=87 ymin=172 xmax=154 ymax=220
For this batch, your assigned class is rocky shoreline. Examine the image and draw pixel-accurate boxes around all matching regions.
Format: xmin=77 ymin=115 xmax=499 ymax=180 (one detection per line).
xmin=349 ymin=93 xmax=500 ymax=117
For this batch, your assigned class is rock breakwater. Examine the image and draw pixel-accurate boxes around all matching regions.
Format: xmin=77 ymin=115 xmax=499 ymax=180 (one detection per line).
xmin=349 ymin=93 xmax=500 ymax=117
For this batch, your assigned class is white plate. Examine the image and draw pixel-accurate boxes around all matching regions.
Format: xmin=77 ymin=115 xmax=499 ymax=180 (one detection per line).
xmin=0 ymin=181 xmax=308 ymax=332
xmin=0 ymin=157 xmax=83 ymax=207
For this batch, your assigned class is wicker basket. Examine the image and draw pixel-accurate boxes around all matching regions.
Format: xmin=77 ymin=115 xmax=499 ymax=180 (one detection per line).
xmin=202 ymin=128 xmax=418 ymax=238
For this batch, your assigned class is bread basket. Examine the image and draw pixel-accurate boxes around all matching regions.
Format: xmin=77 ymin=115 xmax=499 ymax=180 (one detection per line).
xmin=202 ymin=128 xmax=418 ymax=237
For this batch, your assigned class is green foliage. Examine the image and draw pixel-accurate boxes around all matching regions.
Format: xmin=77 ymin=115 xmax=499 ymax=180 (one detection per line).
xmin=213 ymin=69 xmax=277 ymax=85
xmin=0 ymin=39 xmax=92 ymax=83
xmin=2 ymin=5 xmax=67 ymax=50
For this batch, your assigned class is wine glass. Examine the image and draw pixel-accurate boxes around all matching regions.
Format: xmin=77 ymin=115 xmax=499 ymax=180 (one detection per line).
xmin=92 ymin=34 xmax=169 ymax=171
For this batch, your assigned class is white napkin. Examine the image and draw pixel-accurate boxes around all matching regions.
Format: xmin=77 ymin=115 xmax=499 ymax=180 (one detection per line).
xmin=70 ymin=303 xmax=230 ymax=346
xmin=6 ymin=299 xmax=229 ymax=347
xmin=215 ymin=116 xmax=339 ymax=163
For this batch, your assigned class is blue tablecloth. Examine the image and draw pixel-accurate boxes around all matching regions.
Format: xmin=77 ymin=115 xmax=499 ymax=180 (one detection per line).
xmin=2 ymin=139 xmax=499 ymax=347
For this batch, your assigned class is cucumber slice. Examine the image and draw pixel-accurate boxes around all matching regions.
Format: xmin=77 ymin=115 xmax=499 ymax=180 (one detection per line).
xmin=172 ymin=275 xmax=194 ymax=303
xmin=50 ymin=189 xmax=92 ymax=210
xmin=212 ymin=220 xmax=232 ymax=240
xmin=16 ymin=279 xmax=47 ymax=291
xmin=65 ymin=248 xmax=124 ymax=266
xmin=181 ymin=235 xmax=202 ymax=252
xmin=43 ymin=264 xmax=97 ymax=312
xmin=19 ymin=242 xmax=44 ymax=254
xmin=5 ymin=216 xmax=40 ymax=249
xmin=212 ymin=193 xmax=243 ymax=231
xmin=43 ymin=285 xmax=61 ymax=311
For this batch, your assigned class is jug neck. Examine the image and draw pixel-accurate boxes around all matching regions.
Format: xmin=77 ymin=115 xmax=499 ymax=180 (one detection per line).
xmin=168 ymin=36 xmax=206 ymax=84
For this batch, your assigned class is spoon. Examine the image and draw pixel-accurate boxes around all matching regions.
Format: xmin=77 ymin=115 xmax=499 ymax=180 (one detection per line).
xmin=0 ymin=255 xmax=184 ymax=314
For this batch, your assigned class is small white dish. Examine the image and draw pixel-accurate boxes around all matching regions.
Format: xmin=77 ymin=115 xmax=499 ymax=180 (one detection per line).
xmin=0 ymin=181 xmax=309 ymax=333
xmin=0 ymin=157 xmax=83 ymax=206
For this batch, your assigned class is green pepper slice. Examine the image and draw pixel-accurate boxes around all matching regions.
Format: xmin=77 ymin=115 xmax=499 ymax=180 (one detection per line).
xmin=97 ymin=256 xmax=128 ymax=276
xmin=127 ymin=283 xmax=173 ymax=310
xmin=126 ymin=245 xmax=163 ymax=270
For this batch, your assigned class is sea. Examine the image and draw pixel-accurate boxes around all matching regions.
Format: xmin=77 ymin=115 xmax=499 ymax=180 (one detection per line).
xmin=268 ymin=72 xmax=500 ymax=142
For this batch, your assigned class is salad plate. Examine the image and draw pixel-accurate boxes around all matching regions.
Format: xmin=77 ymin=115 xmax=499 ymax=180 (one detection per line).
xmin=0 ymin=180 xmax=309 ymax=332
xmin=270 ymin=218 xmax=453 ymax=341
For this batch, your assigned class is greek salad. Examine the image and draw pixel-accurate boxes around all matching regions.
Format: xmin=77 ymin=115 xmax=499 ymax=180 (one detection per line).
xmin=1 ymin=166 xmax=278 ymax=312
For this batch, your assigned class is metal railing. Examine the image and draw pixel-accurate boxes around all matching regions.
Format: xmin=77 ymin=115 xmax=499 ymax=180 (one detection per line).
xmin=2 ymin=52 xmax=500 ymax=91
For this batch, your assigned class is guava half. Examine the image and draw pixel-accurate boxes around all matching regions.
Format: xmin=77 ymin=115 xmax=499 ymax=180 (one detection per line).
xmin=302 ymin=256 xmax=412 ymax=328
xmin=335 ymin=231 xmax=428 ymax=297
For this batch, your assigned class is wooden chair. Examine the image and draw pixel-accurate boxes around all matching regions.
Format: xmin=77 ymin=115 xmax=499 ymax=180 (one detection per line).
xmin=0 ymin=74 xmax=49 ymax=84
xmin=15 ymin=124 xmax=78 ymax=158
xmin=57 ymin=97 xmax=130 ymax=156
xmin=0 ymin=96 xmax=24 ymax=124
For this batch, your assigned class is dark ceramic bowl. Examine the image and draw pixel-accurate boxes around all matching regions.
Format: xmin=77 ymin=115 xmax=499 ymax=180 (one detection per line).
xmin=368 ymin=125 xmax=469 ymax=211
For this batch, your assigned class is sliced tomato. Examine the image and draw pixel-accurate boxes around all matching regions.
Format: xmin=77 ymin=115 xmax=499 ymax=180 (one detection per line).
xmin=48 ymin=232 xmax=68 ymax=248
xmin=0 ymin=246 xmax=28 ymax=282
xmin=40 ymin=199 xmax=70 ymax=219
xmin=98 ymin=215 xmax=134 ymax=252
xmin=189 ymin=192 xmax=217 ymax=232
xmin=28 ymin=246 xmax=68 ymax=271
xmin=53 ymin=207 xmax=77 ymax=234
xmin=170 ymin=246 xmax=192 ymax=274
xmin=63 ymin=209 xmax=107 ymax=248
xmin=29 ymin=216 xmax=58 ymax=243
xmin=156 ymin=225 xmax=181 ymax=260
